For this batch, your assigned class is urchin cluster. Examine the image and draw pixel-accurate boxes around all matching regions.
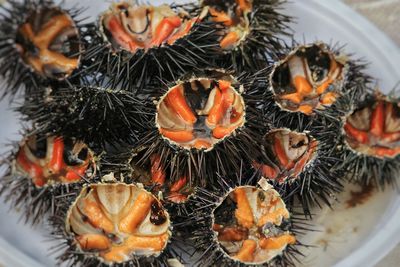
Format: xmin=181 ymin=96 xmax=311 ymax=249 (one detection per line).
xmin=0 ymin=0 xmax=397 ymax=266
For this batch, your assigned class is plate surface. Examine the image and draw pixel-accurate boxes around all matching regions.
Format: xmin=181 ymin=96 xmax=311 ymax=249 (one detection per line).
xmin=0 ymin=0 xmax=399 ymax=266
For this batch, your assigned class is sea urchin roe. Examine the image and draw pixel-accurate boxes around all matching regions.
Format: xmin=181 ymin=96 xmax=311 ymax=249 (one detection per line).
xmin=203 ymin=0 xmax=252 ymax=50
xmin=212 ymin=186 xmax=295 ymax=264
xmin=344 ymin=98 xmax=400 ymax=158
xmin=271 ymin=43 xmax=345 ymax=114
xmin=67 ymin=183 xmax=171 ymax=264
xmin=253 ymin=129 xmax=318 ymax=184
xmin=15 ymin=7 xmax=80 ymax=79
xmin=156 ymin=78 xmax=246 ymax=150
xmin=101 ymin=2 xmax=197 ymax=53
xmin=15 ymin=135 xmax=94 ymax=187
xmin=130 ymin=152 xmax=193 ymax=203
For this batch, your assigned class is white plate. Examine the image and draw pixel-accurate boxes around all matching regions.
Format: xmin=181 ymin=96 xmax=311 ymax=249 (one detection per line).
xmin=0 ymin=0 xmax=399 ymax=266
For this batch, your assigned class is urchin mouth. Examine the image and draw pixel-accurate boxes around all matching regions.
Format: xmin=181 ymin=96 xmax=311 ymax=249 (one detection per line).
xmin=66 ymin=182 xmax=171 ymax=264
xmin=15 ymin=135 xmax=94 ymax=188
xmin=254 ymin=129 xmax=318 ymax=184
xmin=271 ymin=43 xmax=345 ymax=115
xmin=203 ymin=0 xmax=252 ymax=50
xmin=100 ymin=2 xmax=197 ymax=53
xmin=156 ymin=77 xmax=246 ymax=151
xmin=211 ymin=186 xmax=295 ymax=265
xmin=15 ymin=7 xmax=81 ymax=80
xmin=344 ymin=99 xmax=400 ymax=159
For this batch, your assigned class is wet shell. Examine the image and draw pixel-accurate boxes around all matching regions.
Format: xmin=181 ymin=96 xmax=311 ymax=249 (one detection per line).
xmin=343 ymin=96 xmax=400 ymax=159
xmin=253 ymin=128 xmax=318 ymax=184
xmin=100 ymin=2 xmax=197 ymax=53
xmin=201 ymin=0 xmax=252 ymax=51
xmin=155 ymin=75 xmax=246 ymax=151
xmin=130 ymin=150 xmax=195 ymax=204
xmin=14 ymin=135 xmax=95 ymax=187
xmin=16 ymin=6 xmax=81 ymax=80
xmin=66 ymin=182 xmax=171 ymax=264
xmin=270 ymin=42 xmax=347 ymax=115
xmin=212 ymin=186 xmax=296 ymax=265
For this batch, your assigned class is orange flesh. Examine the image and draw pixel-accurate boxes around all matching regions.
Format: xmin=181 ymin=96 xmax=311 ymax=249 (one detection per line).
xmin=209 ymin=7 xmax=233 ymax=26
xmin=150 ymin=154 xmax=166 ymax=185
xmin=170 ymin=176 xmax=187 ymax=192
xmin=275 ymin=46 xmax=344 ymax=114
xmin=257 ymin=208 xmax=289 ymax=227
xmin=108 ymin=16 xmax=138 ymax=51
xmin=167 ymin=18 xmax=197 ymax=45
xmin=297 ymin=104 xmax=314 ymax=115
xmin=152 ymin=16 xmax=182 ymax=46
xmin=253 ymin=161 xmax=279 ymax=179
xmin=167 ymin=192 xmax=188 ymax=203
xmin=345 ymin=100 xmax=400 ymax=158
xmin=207 ymin=0 xmax=252 ymax=50
xmin=101 ymin=233 xmax=169 ymax=262
xmin=256 ymin=131 xmax=317 ymax=183
xmin=274 ymin=136 xmax=289 ymax=168
xmin=292 ymin=141 xmax=317 ymax=175
xmin=213 ymin=224 xmax=248 ymax=242
xmin=105 ymin=5 xmax=194 ymax=53
xmin=15 ymin=137 xmax=92 ymax=187
xmin=213 ymin=125 xmax=237 ymax=139
xmin=214 ymin=187 xmax=294 ymax=264
xmin=321 ymin=91 xmax=338 ymax=105
xmin=159 ymin=128 xmax=194 ymax=142
xmin=206 ymin=88 xmax=223 ymax=126
xmin=194 ymin=139 xmax=212 ymax=149
xmin=166 ymin=86 xmax=197 ymax=124
xmin=370 ymin=101 xmax=385 ymax=137
xmin=76 ymin=234 xmax=111 ymax=251
xmin=119 ymin=191 xmax=153 ymax=234
xmin=16 ymin=149 xmax=45 ymax=187
xmin=18 ymin=14 xmax=79 ymax=76
xmin=48 ymin=137 xmax=65 ymax=173
xmin=259 ymin=234 xmax=296 ymax=250
xmin=220 ymin=31 xmax=240 ymax=50
xmin=233 ymin=239 xmax=257 ymax=262
xmin=158 ymin=79 xmax=245 ymax=149
xmin=82 ymin=199 xmax=114 ymax=233
xmin=234 ymin=188 xmax=254 ymax=228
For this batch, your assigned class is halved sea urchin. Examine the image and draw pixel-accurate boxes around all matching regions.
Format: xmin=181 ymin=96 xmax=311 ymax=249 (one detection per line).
xmin=0 ymin=133 xmax=97 ymax=224
xmin=51 ymin=177 xmax=186 ymax=266
xmin=0 ymin=0 xmax=87 ymax=97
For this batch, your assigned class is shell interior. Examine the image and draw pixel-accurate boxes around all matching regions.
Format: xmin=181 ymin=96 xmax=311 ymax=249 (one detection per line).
xmin=66 ymin=183 xmax=171 ymax=264
xmin=15 ymin=135 xmax=94 ymax=187
xmin=271 ymin=43 xmax=346 ymax=115
xmin=101 ymin=2 xmax=196 ymax=53
xmin=130 ymin=151 xmax=194 ymax=204
xmin=344 ymin=98 xmax=400 ymax=159
xmin=15 ymin=7 xmax=81 ymax=79
xmin=254 ymin=129 xmax=318 ymax=184
xmin=156 ymin=77 xmax=246 ymax=150
xmin=202 ymin=0 xmax=252 ymax=50
xmin=212 ymin=186 xmax=295 ymax=264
